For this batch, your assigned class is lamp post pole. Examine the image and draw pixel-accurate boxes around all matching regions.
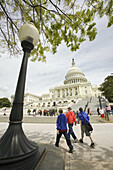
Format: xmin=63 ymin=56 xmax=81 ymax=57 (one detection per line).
xmin=0 ymin=24 xmax=45 ymax=170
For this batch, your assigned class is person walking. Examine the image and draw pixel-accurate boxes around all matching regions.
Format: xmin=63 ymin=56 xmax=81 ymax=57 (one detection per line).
xmin=76 ymin=111 xmax=80 ymax=124
xmin=87 ymin=108 xmax=91 ymax=115
xmin=78 ymin=107 xmax=94 ymax=147
xmin=55 ymin=109 xmax=74 ymax=153
xmin=66 ymin=107 xmax=78 ymax=142
xmin=99 ymin=107 xmax=104 ymax=118
xmin=39 ymin=110 xmax=42 ymax=116
xmin=97 ymin=107 xmax=100 ymax=116
xmin=105 ymin=105 xmax=109 ymax=121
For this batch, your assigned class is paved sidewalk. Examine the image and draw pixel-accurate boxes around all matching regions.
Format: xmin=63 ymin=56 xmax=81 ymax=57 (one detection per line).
xmin=0 ymin=114 xmax=113 ymax=123
xmin=0 ymin=123 xmax=113 ymax=170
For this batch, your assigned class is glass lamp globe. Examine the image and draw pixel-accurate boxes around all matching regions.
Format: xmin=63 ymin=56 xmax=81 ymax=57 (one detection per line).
xmin=19 ymin=23 xmax=39 ymax=47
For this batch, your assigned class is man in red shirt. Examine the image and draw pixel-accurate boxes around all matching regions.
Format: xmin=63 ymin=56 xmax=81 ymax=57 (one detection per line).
xmin=66 ymin=107 xmax=78 ymax=142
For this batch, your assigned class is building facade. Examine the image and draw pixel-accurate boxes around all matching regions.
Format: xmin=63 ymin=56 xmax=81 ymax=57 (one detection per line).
xmin=11 ymin=59 xmax=101 ymax=110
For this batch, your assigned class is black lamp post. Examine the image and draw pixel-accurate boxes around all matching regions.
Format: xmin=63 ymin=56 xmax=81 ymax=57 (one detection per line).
xmin=0 ymin=23 xmax=45 ymax=170
xmin=99 ymin=96 xmax=102 ymax=108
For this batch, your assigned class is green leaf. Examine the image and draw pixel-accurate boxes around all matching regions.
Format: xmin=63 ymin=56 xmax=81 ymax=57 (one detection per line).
xmin=107 ymin=16 xmax=113 ymax=27
xmin=0 ymin=0 xmax=112 ymax=61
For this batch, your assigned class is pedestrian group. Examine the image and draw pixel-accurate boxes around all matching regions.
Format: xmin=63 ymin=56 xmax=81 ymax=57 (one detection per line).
xmin=55 ymin=107 xmax=94 ymax=153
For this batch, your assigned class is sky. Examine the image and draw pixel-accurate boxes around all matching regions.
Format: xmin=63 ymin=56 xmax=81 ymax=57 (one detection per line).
xmin=0 ymin=16 xmax=113 ymax=100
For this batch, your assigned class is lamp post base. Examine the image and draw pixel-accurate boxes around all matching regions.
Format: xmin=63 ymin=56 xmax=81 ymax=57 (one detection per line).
xmin=0 ymin=123 xmax=46 ymax=170
xmin=0 ymin=147 xmax=45 ymax=170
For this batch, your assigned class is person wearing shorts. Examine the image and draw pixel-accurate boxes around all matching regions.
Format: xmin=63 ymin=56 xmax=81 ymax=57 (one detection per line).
xmin=78 ymin=107 xmax=94 ymax=147
xmin=81 ymin=124 xmax=91 ymax=137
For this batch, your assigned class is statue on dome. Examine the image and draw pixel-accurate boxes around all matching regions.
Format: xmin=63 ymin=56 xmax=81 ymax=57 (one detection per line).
xmin=72 ymin=58 xmax=75 ymax=67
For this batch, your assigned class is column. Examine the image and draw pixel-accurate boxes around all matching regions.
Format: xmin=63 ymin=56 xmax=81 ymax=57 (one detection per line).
xmin=58 ymin=90 xmax=60 ymax=98
xmin=55 ymin=90 xmax=58 ymax=98
xmin=62 ymin=89 xmax=65 ymax=98
xmin=78 ymin=86 xmax=81 ymax=95
xmin=72 ymin=87 xmax=75 ymax=96
xmin=60 ymin=89 xmax=61 ymax=98
xmin=70 ymin=88 xmax=72 ymax=96
xmin=64 ymin=89 xmax=66 ymax=98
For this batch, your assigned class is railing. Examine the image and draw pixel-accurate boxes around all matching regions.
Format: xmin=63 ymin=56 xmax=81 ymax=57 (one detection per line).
xmin=98 ymin=96 xmax=102 ymax=108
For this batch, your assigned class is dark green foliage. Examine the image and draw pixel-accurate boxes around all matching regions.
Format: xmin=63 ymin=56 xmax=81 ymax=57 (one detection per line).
xmin=99 ymin=74 xmax=113 ymax=102
xmin=27 ymin=109 xmax=31 ymax=115
xmin=0 ymin=97 xmax=11 ymax=108
xmin=0 ymin=0 xmax=113 ymax=61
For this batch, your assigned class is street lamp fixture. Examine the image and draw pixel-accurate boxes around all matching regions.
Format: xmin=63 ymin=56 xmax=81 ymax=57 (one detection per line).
xmin=0 ymin=23 xmax=45 ymax=170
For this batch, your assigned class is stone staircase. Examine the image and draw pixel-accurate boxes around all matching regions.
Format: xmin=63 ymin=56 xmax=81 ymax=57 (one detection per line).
xmin=87 ymin=97 xmax=100 ymax=115
xmin=71 ymin=98 xmax=89 ymax=112
xmin=71 ymin=97 xmax=107 ymax=115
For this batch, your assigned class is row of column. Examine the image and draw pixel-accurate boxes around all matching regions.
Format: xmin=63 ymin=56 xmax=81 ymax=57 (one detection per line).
xmin=65 ymin=78 xmax=85 ymax=84
xmin=55 ymin=87 xmax=79 ymax=98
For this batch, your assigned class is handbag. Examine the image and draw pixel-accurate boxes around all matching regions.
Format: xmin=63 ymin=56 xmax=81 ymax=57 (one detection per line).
xmin=79 ymin=112 xmax=93 ymax=132
xmin=85 ymin=123 xmax=93 ymax=132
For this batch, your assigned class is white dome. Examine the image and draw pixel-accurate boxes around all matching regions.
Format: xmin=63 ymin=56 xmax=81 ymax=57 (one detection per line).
xmin=64 ymin=59 xmax=87 ymax=85
xmin=67 ymin=66 xmax=82 ymax=74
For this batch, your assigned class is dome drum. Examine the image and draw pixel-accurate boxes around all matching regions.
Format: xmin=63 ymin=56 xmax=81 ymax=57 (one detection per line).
xmin=64 ymin=78 xmax=87 ymax=84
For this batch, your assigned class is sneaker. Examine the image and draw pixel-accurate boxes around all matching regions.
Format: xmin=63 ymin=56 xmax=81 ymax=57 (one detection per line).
xmin=55 ymin=144 xmax=59 ymax=147
xmin=79 ymin=139 xmax=83 ymax=143
xmin=74 ymin=138 xmax=78 ymax=143
xmin=90 ymin=143 xmax=95 ymax=147
xmin=69 ymin=149 xmax=73 ymax=153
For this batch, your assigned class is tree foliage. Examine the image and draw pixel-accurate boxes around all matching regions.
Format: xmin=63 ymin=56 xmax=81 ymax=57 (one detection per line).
xmin=99 ymin=74 xmax=113 ymax=102
xmin=0 ymin=0 xmax=113 ymax=61
xmin=0 ymin=97 xmax=11 ymax=108
xmin=27 ymin=109 xmax=31 ymax=114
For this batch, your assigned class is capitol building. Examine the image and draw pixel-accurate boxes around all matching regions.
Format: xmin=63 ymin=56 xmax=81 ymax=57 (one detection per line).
xmin=11 ymin=59 xmax=101 ymax=111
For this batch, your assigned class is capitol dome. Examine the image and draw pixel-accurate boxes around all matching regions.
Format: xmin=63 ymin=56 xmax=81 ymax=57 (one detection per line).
xmin=64 ymin=59 xmax=87 ymax=85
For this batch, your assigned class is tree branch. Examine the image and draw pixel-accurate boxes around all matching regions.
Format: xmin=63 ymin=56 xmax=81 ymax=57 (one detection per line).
xmin=81 ymin=0 xmax=86 ymax=11
xmin=86 ymin=0 xmax=96 ymax=9
xmin=0 ymin=2 xmax=19 ymax=31
xmin=0 ymin=27 xmax=9 ymax=45
xmin=49 ymin=0 xmax=72 ymax=22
